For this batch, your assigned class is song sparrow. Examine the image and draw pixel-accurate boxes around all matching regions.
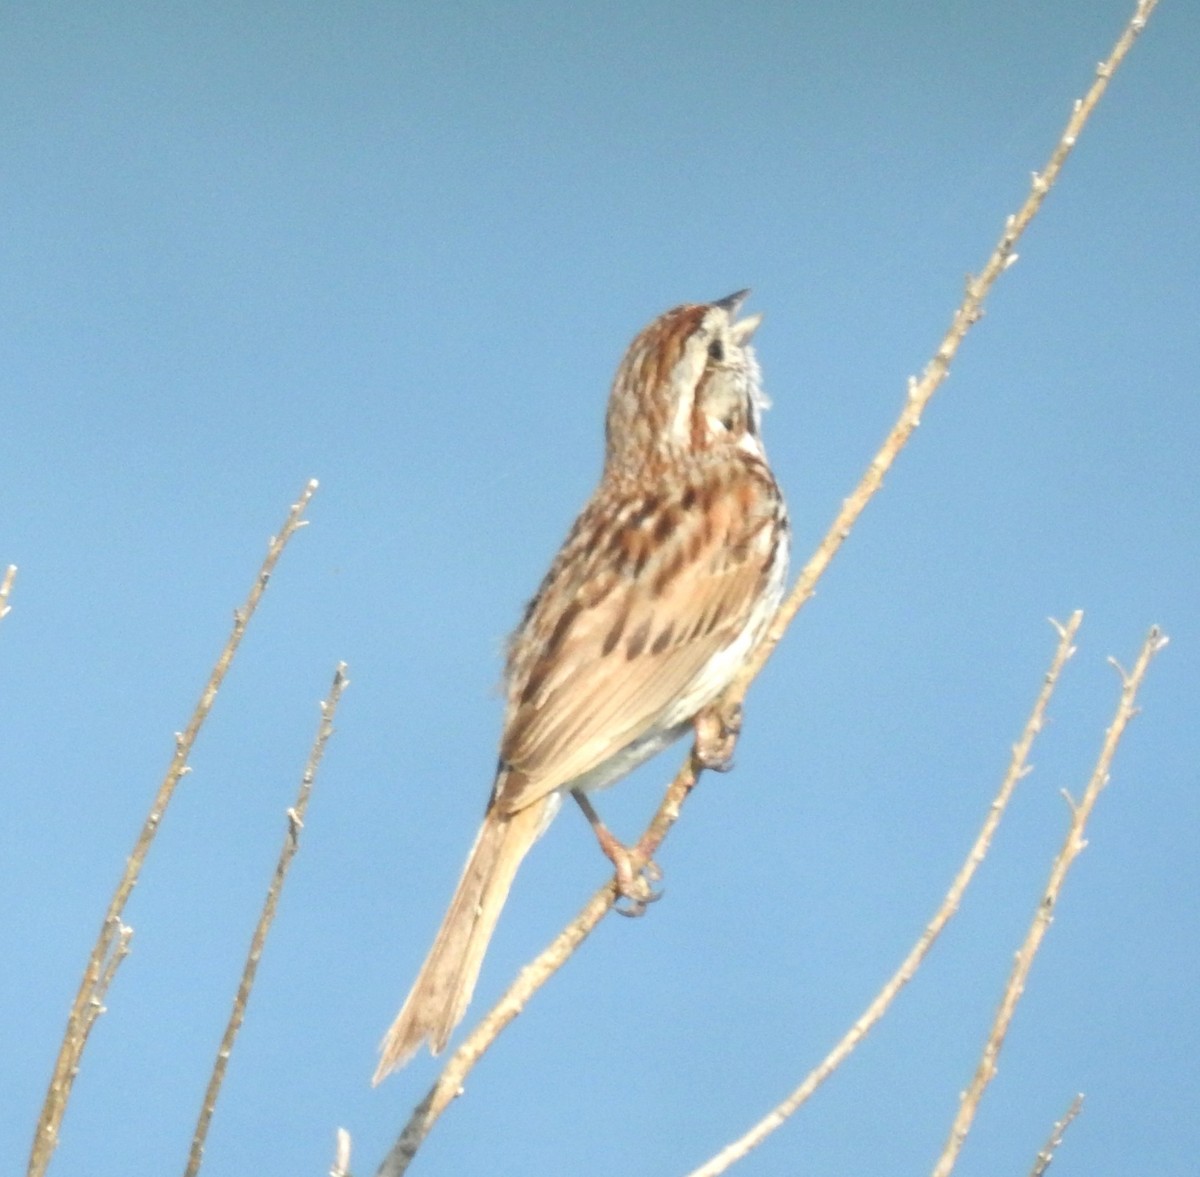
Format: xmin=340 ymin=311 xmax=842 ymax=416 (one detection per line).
xmin=375 ymin=291 xmax=789 ymax=1080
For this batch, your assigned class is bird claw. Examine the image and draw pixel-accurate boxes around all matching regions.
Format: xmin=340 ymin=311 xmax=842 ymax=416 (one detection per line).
xmin=572 ymin=790 xmax=665 ymax=914
xmin=694 ymin=700 xmax=743 ymax=772
xmin=612 ymin=851 xmax=663 ymax=916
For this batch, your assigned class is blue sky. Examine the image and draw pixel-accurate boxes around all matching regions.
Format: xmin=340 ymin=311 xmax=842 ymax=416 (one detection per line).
xmin=3 ymin=3 xmax=1197 ymax=1175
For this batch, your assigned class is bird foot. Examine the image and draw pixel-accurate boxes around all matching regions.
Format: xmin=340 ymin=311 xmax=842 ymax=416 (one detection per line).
xmin=571 ymin=789 xmax=663 ymax=915
xmin=610 ymin=849 xmax=663 ymax=917
xmin=694 ymin=700 xmax=743 ymax=772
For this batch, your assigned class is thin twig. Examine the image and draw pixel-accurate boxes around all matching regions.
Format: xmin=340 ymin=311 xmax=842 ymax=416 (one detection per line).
xmin=27 ymin=479 xmax=319 ymax=1177
xmin=184 ymin=662 xmax=348 ymax=1177
xmin=378 ymin=0 xmax=1159 ymax=1167
xmin=1028 ymin=1094 xmax=1084 ymax=1177
xmin=729 ymin=0 xmax=1159 ymax=705
xmin=683 ymin=614 xmax=1082 ymax=1177
xmin=929 ymin=625 xmax=1167 ymax=1177
xmin=0 ymin=564 xmax=17 ymax=625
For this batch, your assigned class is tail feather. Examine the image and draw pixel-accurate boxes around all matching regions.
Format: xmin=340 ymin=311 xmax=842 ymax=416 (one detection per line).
xmin=373 ymin=798 xmax=550 ymax=1082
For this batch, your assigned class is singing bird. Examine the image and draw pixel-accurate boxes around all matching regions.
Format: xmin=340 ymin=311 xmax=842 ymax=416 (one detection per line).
xmin=375 ymin=291 xmax=788 ymax=1081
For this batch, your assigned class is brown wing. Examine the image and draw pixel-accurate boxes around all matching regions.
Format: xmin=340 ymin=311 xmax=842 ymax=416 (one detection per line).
xmin=494 ymin=463 xmax=781 ymax=813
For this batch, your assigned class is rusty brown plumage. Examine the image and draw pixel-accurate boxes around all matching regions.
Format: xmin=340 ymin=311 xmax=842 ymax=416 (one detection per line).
xmin=375 ymin=291 xmax=789 ymax=1080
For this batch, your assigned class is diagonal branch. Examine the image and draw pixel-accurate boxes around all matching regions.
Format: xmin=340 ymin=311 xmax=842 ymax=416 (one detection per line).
xmin=682 ymin=613 xmax=1082 ymax=1177
xmin=184 ymin=662 xmax=349 ymax=1177
xmin=27 ymin=479 xmax=319 ymax=1177
xmin=929 ymin=625 xmax=1167 ymax=1177
xmin=376 ymin=0 xmax=1159 ymax=1168
xmin=1027 ymin=1094 xmax=1084 ymax=1177
xmin=731 ymin=0 xmax=1159 ymax=700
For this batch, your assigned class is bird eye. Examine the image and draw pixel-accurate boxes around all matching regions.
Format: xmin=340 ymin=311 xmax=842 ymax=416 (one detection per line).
xmin=707 ymin=339 xmax=725 ymax=363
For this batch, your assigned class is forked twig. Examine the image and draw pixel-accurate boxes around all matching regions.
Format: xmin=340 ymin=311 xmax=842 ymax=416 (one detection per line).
xmin=27 ymin=479 xmax=319 ymax=1177
xmin=184 ymin=663 xmax=349 ymax=1177
xmin=682 ymin=614 xmax=1081 ymax=1177
xmin=929 ymin=626 xmax=1166 ymax=1177
xmin=378 ymin=0 xmax=1159 ymax=1168
xmin=1028 ymin=1094 xmax=1084 ymax=1177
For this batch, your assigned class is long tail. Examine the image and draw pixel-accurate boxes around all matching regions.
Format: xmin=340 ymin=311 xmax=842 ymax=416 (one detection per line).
xmin=373 ymin=796 xmax=551 ymax=1082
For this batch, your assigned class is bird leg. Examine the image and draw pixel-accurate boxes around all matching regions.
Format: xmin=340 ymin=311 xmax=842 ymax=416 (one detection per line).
xmin=571 ymin=789 xmax=662 ymax=916
xmin=693 ymin=699 xmax=743 ymax=772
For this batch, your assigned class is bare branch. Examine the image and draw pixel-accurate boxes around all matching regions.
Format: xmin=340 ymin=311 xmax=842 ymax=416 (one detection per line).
xmin=373 ymin=0 xmax=1162 ymax=1166
xmin=929 ymin=625 xmax=1166 ymax=1177
xmin=27 ymin=479 xmax=320 ymax=1177
xmin=184 ymin=662 xmax=348 ymax=1177
xmin=1028 ymin=1094 xmax=1084 ymax=1177
xmin=683 ymin=613 xmax=1082 ymax=1177
xmin=728 ymin=0 xmax=1159 ymax=704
